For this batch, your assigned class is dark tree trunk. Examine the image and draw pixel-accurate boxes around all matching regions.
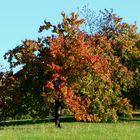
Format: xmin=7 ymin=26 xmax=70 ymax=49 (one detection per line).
xmin=55 ymin=100 xmax=61 ymax=128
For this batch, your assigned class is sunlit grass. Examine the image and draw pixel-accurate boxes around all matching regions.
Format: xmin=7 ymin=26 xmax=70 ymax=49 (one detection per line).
xmin=0 ymin=119 xmax=140 ymax=140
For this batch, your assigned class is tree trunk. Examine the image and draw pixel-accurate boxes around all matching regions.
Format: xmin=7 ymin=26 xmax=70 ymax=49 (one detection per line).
xmin=55 ymin=100 xmax=61 ymax=128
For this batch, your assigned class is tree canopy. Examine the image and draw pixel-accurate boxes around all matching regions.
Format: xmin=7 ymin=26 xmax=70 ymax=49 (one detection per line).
xmin=0 ymin=10 xmax=140 ymax=126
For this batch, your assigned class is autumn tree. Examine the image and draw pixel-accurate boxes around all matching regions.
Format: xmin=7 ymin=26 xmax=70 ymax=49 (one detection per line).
xmin=1 ymin=43 xmax=53 ymax=120
xmin=81 ymin=7 xmax=140 ymax=110
xmin=2 ymin=11 xmax=138 ymax=127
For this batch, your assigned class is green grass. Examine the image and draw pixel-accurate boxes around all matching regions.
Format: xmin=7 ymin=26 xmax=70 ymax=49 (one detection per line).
xmin=0 ymin=119 xmax=140 ymax=140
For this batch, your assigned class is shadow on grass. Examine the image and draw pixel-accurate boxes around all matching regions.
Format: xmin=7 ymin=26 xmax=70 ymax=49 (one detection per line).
xmin=119 ymin=115 xmax=140 ymax=122
xmin=0 ymin=116 xmax=76 ymax=127
xmin=0 ymin=115 xmax=140 ymax=128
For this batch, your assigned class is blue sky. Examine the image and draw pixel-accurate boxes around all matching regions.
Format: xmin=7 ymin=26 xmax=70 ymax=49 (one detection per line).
xmin=0 ymin=0 xmax=140 ymax=68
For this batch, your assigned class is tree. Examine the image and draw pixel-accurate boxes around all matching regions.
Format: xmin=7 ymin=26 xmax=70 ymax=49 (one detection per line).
xmin=81 ymin=7 xmax=140 ymax=110
xmin=2 ymin=11 xmax=137 ymax=127
xmin=1 ymin=44 xmax=52 ymax=120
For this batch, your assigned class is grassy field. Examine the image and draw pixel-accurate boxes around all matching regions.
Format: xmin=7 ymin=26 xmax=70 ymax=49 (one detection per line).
xmin=0 ymin=118 xmax=140 ymax=140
